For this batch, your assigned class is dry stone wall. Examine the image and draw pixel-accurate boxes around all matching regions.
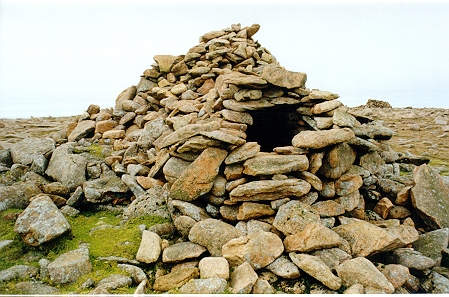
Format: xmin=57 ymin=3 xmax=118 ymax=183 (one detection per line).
xmin=2 ymin=23 xmax=449 ymax=294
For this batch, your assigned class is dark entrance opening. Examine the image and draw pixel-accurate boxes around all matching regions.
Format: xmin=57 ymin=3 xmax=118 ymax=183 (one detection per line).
xmin=246 ymin=105 xmax=301 ymax=152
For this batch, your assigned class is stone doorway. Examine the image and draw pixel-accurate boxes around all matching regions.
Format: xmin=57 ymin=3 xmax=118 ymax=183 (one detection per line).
xmin=246 ymin=105 xmax=301 ymax=152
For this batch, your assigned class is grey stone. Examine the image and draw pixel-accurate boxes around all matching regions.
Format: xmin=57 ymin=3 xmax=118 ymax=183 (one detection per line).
xmin=123 ymin=185 xmax=170 ymax=220
xmin=413 ymin=228 xmax=449 ymax=264
xmin=68 ymin=120 xmax=96 ymax=142
xmin=15 ymin=281 xmax=59 ymax=294
xmin=10 ymin=137 xmax=55 ymax=166
xmin=60 ymin=205 xmax=80 ymax=217
xmin=47 ymin=245 xmax=91 ymax=284
xmin=0 ymin=181 xmax=41 ymax=211
xmin=391 ymin=248 xmax=436 ymax=270
xmin=189 ymin=218 xmax=240 ymax=256
xmin=30 ymin=154 xmax=48 ymax=175
xmin=117 ymin=264 xmax=147 ymax=283
xmin=121 ymin=174 xmax=146 ymax=198
xmin=266 ymin=255 xmax=300 ymax=279
xmin=83 ymin=175 xmax=128 ymax=203
xmin=0 ymin=265 xmax=38 ymax=282
xmin=179 ymin=278 xmax=227 ymax=294
xmin=14 ymin=195 xmax=70 ymax=246
xmin=162 ymin=242 xmax=206 ymax=263
xmin=273 ymin=200 xmax=320 ymax=236
xmin=46 ymin=143 xmax=87 ymax=190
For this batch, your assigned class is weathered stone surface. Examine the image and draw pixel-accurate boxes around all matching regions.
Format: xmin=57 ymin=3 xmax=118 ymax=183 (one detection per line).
xmin=169 ymin=199 xmax=210 ymax=221
xmin=222 ymin=231 xmax=284 ymax=269
xmin=199 ymin=257 xmax=229 ymax=279
xmin=381 ymin=264 xmax=410 ymax=289
xmin=373 ymin=197 xmax=394 ymax=219
xmin=163 ymin=157 xmax=191 ymax=183
xmin=273 ymin=200 xmax=320 ymax=236
xmin=68 ymin=120 xmax=95 ymax=142
xmin=230 ymin=179 xmax=311 ymax=202
xmin=230 ymin=262 xmax=258 ymax=294
xmin=115 ymin=86 xmax=136 ymax=111
xmin=390 ymin=248 xmax=436 ymax=270
xmin=157 ymin=121 xmax=220 ymax=149
xmin=10 ymin=137 xmax=55 ymax=166
xmin=92 ymin=274 xmax=132 ymax=293
xmin=45 ymin=143 xmax=87 ymax=190
xmin=312 ymin=248 xmax=352 ymax=271
xmin=154 ymin=55 xmax=177 ymax=73
xmin=266 ymin=255 xmax=300 ymax=279
xmin=220 ymin=109 xmax=253 ymax=125
xmin=223 ymin=99 xmax=275 ymax=111
xmin=117 ymin=263 xmax=147 ymax=283
xmin=333 ymin=219 xmax=398 ymax=257
xmin=48 ymin=245 xmax=92 ymax=284
xmin=225 ymin=142 xmax=260 ymax=164
xmin=179 ymin=278 xmax=227 ymax=294
xmin=136 ymin=231 xmax=161 ymax=264
xmin=335 ymin=174 xmax=362 ymax=196
xmin=15 ymin=281 xmax=59 ymax=294
xmin=243 ymin=154 xmax=308 ymax=176
xmin=292 ymin=128 xmax=354 ymax=149
xmin=83 ymin=175 xmax=128 ymax=203
xmin=0 ymin=181 xmax=42 ymax=211
xmin=170 ymin=147 xmax=227 ymax=201
xmin=336 ymin=257 xmax=394 ymax=293
xmin=333 ymin=109 xmax=360 ymax=128
xmin=284 ymin=222 xmax=342 ymax=252
xmin=189 ymin=219 xmax=240 ymax=256
xmin=123 ymin=185 xmax=170 ymax=220
xmin=162 ymin=242 xmax=206 ymax=263
xmin=311 ymin=200 xmax=345 ymax=217
xmin=261 ymin=64 xmax=307 ymax=89
xmin=422 ymin=271 xmax=449 ymax=294
xmin=411 ymin=164 xmax=449 ymax=229
xmin=14 ymin=195 xmax=70 ymax=246
xmin=413 ymin=228 xmax=449 ymax=264
xmin=153 ymin=267 xmax=199 ymax=292
xmin=0 ymin=265 xmax=38 ymax=282
xmin=311 ymin=100 xmax=343 ymax=114
xmin=177 ymin=136 xmax=221 ymax=154
xmin=289 ymin=252 xmax=341 ymax=290
xmin=138 ymin=117 xmax=170 ymax=149
xmin=237 ymin=202 xmax=275 ymax=220
xmin=319 ymin=142 xmax=356 ymax=179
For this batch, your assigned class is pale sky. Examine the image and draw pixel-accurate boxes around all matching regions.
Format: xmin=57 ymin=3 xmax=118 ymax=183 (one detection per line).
xmin=1 ymin=0 xmax=448 ymax=118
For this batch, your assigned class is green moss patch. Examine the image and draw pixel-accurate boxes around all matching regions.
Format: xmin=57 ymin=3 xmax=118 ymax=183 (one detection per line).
xmin=0 ymin=208 xmax=169 ymax=294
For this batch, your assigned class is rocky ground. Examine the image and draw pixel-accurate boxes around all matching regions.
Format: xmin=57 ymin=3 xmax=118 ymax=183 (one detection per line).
xmin=1 ymin=23 xmax=449 ymax=295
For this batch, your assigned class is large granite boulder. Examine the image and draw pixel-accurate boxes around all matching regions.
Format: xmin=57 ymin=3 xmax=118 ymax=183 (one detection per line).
xmin=47 ymin=245 xmax=92 ymax=284
xmin=10 ymin=137 xmax=55 ymax=165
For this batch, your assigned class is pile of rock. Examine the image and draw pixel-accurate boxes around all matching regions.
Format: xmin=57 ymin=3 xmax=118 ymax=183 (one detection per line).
xmin=1 ymin=23 xmax=449 ymax=294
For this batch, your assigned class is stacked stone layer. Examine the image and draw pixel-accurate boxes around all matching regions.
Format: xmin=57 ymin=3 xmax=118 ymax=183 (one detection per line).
xmin=1 ymin=24 xmax=449 ymax=294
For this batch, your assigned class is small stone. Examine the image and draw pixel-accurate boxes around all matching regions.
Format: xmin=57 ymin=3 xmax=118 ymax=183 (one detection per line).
xmin=284 ymin=222 xmax=342 ymax=252
xmin=289 ymin=253 xmax=341 ymax=290
xmin=162 ymin=241 xmax=206 ymax=263
xmin=153 ymin=267 xmax=199 ymax=292
xmin=189 ymin=218 xmax=240 ymax=256
xmin=222 ymin=231 xmax=284 ymax=269
xmin=343 ymin=283 xmax=364 ymax=294
xmin=311 ymin=200 xmax=345 ymax=217
xmin=136 ymin=230 xmax=161 ymax=264
xmin=381 ymin=264 xmax=410 ymax=289
xmin=230 ymin=262 xmax=258 ymax=294
xmin=273 ymin=200 xmax=320 ymax=236
xmin=199 ymin=257 xmax=229 ymax=279
xmin=312 ymin=248 xmax=352 ymax=271
xmin=311 ymin=100 xmax=343 ymax=114
xmin=225 ymin=142 xmax=260 ymax=164
xmin=391 ymin=248 xmax=436 ymax=270
xmin=319 ymin=142 xmax=356 ymax=179
xmin=266 ymin=255 xmax=300 ymax=279
xmin=335 ymin=174 xmax=363 ymax=196
xmin=117 ymin=264 xmax=147 ymax=284
xmin=179 ymin=278 xmax=228 ymax=294
xmin=261 ymin=64 xmax=307 ymax=89
xmin=92 ymin=274 xmax=132 ymax=293
xmin=170 ymin=147 xmax=228 ymax=201
xmin=68 ymin=120 xmax=96 ymax=142
xmin=237 ymin=202 xmax=275 ymax=220
xmin=336 ymin=257 xmax=394 ymax=293
xmin=15 ymin=281 xmax=59 ymax=294
xmin=154 ymin=55 xmax=177 ymax=72
xmin=48 ymin=245 xmax=91 ymax=284
xmin=252 ymin=278 xmax=275 ymax=294
xmin=60 ymin=205 xmax=80 ymax=217
xmin=0 ymin=265 xmax=38 ymax=282
xmin=373 ymin=197 xmax=394 ymax=219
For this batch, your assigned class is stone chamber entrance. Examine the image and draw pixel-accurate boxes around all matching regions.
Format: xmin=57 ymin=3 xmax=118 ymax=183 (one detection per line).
xmin=246 ymin=105 xmax=301 ymax=152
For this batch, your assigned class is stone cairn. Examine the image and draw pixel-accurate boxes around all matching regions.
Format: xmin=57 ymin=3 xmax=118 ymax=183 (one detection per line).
xmin=3 ymin=24 xmax=449 ymax=294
